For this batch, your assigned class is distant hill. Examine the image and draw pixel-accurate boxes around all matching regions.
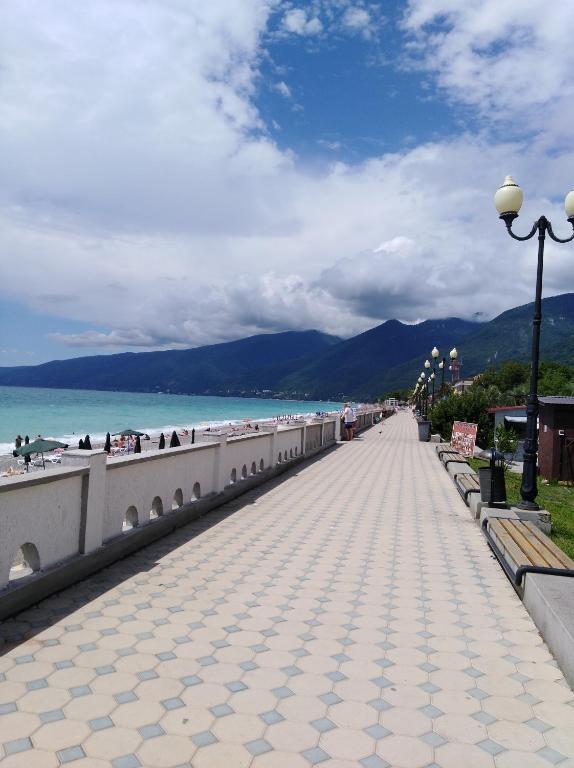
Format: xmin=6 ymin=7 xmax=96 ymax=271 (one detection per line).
xmin=0 ymin=331 xmax=341 ymax=397
xmin=2 ymin=293 xmax=574 ymax=400
xmin=374 ymin=293 xmax=574 ymax=395
xmin=277 ymin=318 xmax=480 ymax=400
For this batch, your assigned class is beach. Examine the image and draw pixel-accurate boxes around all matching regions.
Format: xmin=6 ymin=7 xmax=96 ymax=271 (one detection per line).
xmin=0 ymin=402 xmax=338 ymax=477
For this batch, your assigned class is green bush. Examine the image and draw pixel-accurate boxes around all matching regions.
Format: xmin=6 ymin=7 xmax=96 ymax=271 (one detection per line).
xmin=494 ymin=424 xmax=519 ymax=455
xmin=429 ymin=386 xmax=500 ymax=447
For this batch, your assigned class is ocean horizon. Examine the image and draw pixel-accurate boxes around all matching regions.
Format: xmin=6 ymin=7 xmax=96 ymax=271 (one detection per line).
xmin=0 ymin=385 xmax=342 ymax=455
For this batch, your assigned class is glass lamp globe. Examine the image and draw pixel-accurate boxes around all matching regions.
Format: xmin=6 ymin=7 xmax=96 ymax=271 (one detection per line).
xmin=495 ymin=175 xmax=523 ymax=215
xmin=431 ymin=346 xmax=439 ymax=359
xmin=565 ymin=189 xmax=574 ymax=220
xmin=430 ymin=372 xmax=435 ymax=380
xmin=439 ymin=360 xmax=444 ymax=369
xmin=421 ymin=372 xmax=426 ymax=379
xmin=424 ymin=359 xmax=431 ymax=369
xmin=450 ymin=347 xmax=458 ymax=360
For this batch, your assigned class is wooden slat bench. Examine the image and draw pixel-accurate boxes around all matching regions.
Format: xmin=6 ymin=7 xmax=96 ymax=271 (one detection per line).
xmin=440 ymin=451 xmax=469 ymax=469
xmin=455 ymin=473 xmax=481 ymax=504
xmin=483 ymin=517 xmax=574 ymax=587
xmin=435 ymin=443 xmax=452 ymax=458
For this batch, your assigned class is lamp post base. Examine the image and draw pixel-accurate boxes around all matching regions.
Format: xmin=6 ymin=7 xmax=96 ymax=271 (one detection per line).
xmin=515 ymin=499 xmax=541 ymax=512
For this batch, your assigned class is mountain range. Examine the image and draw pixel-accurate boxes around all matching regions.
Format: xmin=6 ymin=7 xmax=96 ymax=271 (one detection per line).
xmin=2 ymin=293 xmax=574 ymax=400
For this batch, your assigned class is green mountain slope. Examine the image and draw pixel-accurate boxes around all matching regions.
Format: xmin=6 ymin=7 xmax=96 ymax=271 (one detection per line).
xmin=278 ymin=318 xmax=479 ymax=399
xmin=2 ymin=293 xmax=574 ymax=401
xmin=376 ymin=293 xmax=574 ymax=395
xmin=0 ymin=331 xmax=340 ymax=396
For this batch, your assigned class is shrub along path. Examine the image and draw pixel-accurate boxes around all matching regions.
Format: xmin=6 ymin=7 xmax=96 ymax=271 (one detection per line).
xmin=1 ymin=411 xmax=573 ymax=767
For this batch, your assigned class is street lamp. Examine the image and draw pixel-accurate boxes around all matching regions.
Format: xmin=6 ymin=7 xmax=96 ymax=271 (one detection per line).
xmin=495 ymin=175 xmax=574 ymax=510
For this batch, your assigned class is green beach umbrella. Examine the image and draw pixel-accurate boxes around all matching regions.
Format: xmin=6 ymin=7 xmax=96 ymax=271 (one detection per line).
xmin=112 ymin=429 xmax=145 ymax=436
xmin=169 ymin=430 xmax=180 ymax=448
xmin=84 ymin=434 xmax=92 ymax=450
xmin=78 ymin=438 xmax=85 ymax=449
xmin=14 ymin=438 xmax=69 ymax=471
xmin=112 ymin=429 xmax=145 ymax=455
xmin=134 ymin=436 xmax=142 ymax=454
xmin=158 ymin=433 xmax=165 ymax=450
xmin=104 ymin=433 xmax=111 ymax=454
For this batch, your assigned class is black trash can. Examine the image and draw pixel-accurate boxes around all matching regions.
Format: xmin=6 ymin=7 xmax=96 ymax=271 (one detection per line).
xmin=417 ymin=420 xmax=431 ymax=442
xmin=478 ymin=449 xmax=507 ymax=504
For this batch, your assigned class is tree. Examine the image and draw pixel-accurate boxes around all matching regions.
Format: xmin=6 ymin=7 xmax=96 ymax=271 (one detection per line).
xmin=429 ymin=386 xmax=500 ymax=447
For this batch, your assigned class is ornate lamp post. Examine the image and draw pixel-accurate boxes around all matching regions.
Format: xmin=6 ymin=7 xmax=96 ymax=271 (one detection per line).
xmin=431 ymin=346 xmax=447 ymax=397
xmin=495 ymin=176 xmax=574 ymax=510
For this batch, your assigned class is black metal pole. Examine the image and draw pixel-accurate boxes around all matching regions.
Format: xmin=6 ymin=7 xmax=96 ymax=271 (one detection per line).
xmin=500 ymin=211 xmax=574 ymax=509
xmin=431 ymin=376 xmax=435 ymax=406
xmin=441 ymin=358 xmax=445 ymax=397
xmin=517 ymin=220 xmax=546 ymax=510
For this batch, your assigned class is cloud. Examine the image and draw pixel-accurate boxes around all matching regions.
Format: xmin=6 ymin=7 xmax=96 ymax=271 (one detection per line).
xmin=274 ymin=81 xmax=292 ymax=98
xmin=281 ymin=8 xmax=323 ymax=36
xmin=402 ymin=1 xmax=574 ymax=141
xmin=342 ymin=7 xmax=372 ymax=37
xmin=1 ymin=0 xmax=574 ymax=361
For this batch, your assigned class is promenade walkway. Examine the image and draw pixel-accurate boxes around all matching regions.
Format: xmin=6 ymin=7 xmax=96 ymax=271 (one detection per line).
xmin=1 ymin=412 xmax=574 ymax=767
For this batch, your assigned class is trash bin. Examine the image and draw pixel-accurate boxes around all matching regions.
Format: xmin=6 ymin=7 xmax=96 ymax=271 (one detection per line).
xmin=477 ymin=448 xmax=507 ymax=504
xmin=417 ymin=420 xmax=431 ymax=442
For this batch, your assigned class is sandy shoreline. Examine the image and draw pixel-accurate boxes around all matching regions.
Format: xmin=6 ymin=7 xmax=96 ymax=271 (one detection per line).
xmin=0 ymin=410 xmax=337 ymax=478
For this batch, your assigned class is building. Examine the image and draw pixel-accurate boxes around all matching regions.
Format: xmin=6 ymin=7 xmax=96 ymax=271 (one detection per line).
xmin=486 ymin=405 xmax=527 ymax=459
xmin=539 ymin=396 xmax=574 ymax=481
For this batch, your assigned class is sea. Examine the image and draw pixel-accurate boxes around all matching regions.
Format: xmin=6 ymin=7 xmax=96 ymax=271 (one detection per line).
xmin=0 ymin=386 xmax=342 ymax=456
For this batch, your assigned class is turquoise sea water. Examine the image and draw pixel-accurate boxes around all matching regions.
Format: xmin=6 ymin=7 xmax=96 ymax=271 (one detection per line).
xmin=0 ymin=386 xmax=341 ymax=455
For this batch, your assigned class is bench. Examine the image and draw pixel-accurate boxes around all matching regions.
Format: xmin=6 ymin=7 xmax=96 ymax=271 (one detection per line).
xmin=440 ymin=451 xmax=469 ymax=468
xmin=455 ymin=473 xmax=481 ymax=504
xmin=435 ymin=443 xmax=452 ymax=457
xmin=483 ymin=517 xmax=574 ymax=587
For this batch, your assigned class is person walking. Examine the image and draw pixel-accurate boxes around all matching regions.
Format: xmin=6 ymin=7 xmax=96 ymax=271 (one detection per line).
xmin=343 ymin=403 xmax=356 ymax=441
xmin=15 ymin=435 xmax=22 ymax=449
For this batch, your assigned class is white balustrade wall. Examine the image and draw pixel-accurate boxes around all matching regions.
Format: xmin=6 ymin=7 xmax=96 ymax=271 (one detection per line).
xmin=0 ymin=408 xmax=382 ymax=597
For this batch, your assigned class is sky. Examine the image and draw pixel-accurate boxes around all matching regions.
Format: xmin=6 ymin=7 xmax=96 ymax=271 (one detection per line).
xmin=1 ymin=0 xmax=574 ymax=365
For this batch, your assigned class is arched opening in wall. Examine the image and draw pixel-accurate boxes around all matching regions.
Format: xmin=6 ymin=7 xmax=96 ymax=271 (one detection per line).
xmin=289 ymin=448 xmax=293 ymax=458
xmin=259 ymin=459 xmax=265 ymax=472
xmin=277 ymin=453 xmax=282 ymax=464
xmin=250 ymin=461 xmax=257 ymax=475
xmin=284 ymin=451 xmax=288 ymax=462
xmin=172 ymin=488 xmax=184 ymax=510
xmin=294 ymin=447 xmax=298 ymax=456
xmin=150 ymin=496 xmax=163 ymax=520
xmin=230 ymin=468 xmax=237 ymax=485
xmin=9 ymin=543 xmax=40 ymax=581
xmin=241 ymin=464 xmax=247 ymax=480
xmin=123 ymin=505 xmax=138 ymax=532
xmin=192 ymin=482 xmax=201 ymax=501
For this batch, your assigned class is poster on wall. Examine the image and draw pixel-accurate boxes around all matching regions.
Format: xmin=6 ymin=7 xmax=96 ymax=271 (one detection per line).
xmin=451 ymin=421 xmax=478 ymax=457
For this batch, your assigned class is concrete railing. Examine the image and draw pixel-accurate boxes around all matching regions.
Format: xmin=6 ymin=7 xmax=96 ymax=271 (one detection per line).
xmin=0 ymin=408 xmax=382 ymax=616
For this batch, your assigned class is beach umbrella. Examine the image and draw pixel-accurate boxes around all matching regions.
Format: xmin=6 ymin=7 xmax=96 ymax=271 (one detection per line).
xmin=112 ymin=429 xmax=145 ymax=455
xmin=84 ymin=435 xmax=92 ymax=450
xmin=134 ymin=436 xmax=142 ymax=454
xmin=78 ymin=438 xmax=85 ymax=449
xmin=14 ymin=438 xmax=69 ymax=470
xmin=25 ymin=435 xmax=29 ymax=445
xmin=158 ymin=433 xmax=165 ymax=450
xmin=169 ymin=430 xmax=180 ymax=448
xmin=104 ymin=433 xmax=111 ymax=454
xmin=191 ymin=428 xmax=195 ymax=444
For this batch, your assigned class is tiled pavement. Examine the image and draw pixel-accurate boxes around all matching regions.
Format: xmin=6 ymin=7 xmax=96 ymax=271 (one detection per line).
xmin=1 ymin=412 xmax=574 ymax=768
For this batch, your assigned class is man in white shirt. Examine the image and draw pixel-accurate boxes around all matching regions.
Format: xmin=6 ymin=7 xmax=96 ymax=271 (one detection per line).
xmin=343 ymin=403 xmax=356 ymax=441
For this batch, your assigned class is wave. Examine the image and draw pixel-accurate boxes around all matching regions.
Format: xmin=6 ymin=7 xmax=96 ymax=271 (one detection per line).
xmin=0 ymin=408 xmax=340 ymax=457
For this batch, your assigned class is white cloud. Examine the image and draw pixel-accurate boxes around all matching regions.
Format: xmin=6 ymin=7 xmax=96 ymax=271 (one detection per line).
xmin=1 ymin=0 xmax=574 ymax=361
xmin=274 ymin=80 xmax=292 ymax=98
xmin=281 ymin=8 xmax=323 ymax=36
xmin=402 ymin=1 xmax=574 ymax=141
xmin=342 ymin=7 xmax=372 ymax=37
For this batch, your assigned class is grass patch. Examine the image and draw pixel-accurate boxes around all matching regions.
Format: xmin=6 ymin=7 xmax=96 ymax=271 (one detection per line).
xmin=468 ymin=458 xmax=574 ymax=560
